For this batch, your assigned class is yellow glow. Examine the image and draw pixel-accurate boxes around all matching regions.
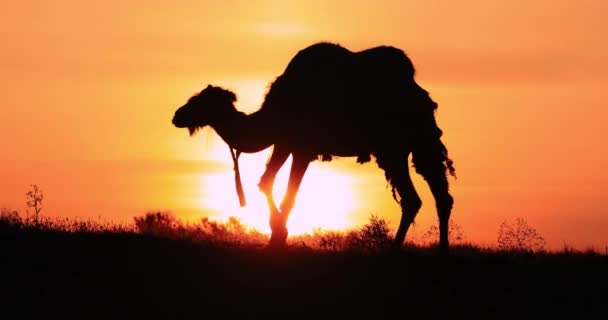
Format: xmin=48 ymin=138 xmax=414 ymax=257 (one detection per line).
xmin=201 ymin=150 xmax=357 ymax=235
xmin=255 ymin=22 xmax=309 ymax=37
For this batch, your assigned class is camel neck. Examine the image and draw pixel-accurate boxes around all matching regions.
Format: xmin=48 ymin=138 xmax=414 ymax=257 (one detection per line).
xmin=212 ymin=108 xmax=274 ymax=153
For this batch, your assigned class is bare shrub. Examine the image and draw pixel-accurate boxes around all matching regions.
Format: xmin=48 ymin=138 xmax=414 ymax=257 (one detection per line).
xmin=134 ymin=211 xmax=182 ymax=238
xmin=132 ymin=211 xmax=268 ymax=245
xmin=25 ymin=184 xmax=44 ymax=227
xmin=346 ymin=215 xmax=393 ymax=253
xmin=0 ymin=208 xmax=23 ymax=231
xmin=497 ymin=217 xmax=546 ymax=253
xmin=198 ymin=216 xmax=255 ymax=244
xmin=314 ymin=229 xmax=347 ymax=252
xmin=421 ymin=220 xmax=465 ymax=246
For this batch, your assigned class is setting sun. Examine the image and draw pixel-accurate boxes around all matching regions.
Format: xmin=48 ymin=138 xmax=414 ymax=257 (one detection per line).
xmin=184 ymin=77 xmax=360 ymax=236
xmin=200 ymin=149 xmax=357 ymax=235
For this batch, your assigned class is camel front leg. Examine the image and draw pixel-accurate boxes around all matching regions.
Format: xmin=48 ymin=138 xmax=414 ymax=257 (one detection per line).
xmin=269 ymin=153 xmax=311 ymax=247
xmin=259 ymin=146 xmax=292 ymax=247
xmin=280 ymin=154 xmax=311 ymax=215
xmin=259 ymin=146 xmax=290 ymax=214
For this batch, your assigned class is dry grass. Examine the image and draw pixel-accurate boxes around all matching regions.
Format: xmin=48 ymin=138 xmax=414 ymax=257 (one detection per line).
xmin=2 ymin=209 xmax=603 ymax=257
xmin=2 ymin=209 xmax=606 ymax=319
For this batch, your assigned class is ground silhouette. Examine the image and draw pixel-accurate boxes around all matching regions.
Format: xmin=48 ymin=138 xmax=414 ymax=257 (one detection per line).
xmin=173 ymin=42 xmax=456 ymax=252
xmin=1 ymin=218 xmax=606 ymax=320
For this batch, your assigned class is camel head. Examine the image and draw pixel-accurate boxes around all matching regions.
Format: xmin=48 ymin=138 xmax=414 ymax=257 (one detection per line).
xmin=172 ymin=84 xmax=237 ymax=135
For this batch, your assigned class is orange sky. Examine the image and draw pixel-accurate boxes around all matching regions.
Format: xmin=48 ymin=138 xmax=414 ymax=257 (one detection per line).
xmin=1 ymin=0 xmax=607 ymax=249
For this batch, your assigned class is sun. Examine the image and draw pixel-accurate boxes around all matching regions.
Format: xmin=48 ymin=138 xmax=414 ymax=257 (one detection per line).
xmin=199 ymin=149 xmax=358 ymax=235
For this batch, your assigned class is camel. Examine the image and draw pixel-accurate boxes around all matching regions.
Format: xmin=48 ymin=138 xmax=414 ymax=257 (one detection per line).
xmin=172 ymin=42 xmax=456 ymax=252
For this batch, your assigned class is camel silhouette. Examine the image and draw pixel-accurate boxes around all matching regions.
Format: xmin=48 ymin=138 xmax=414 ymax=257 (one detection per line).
xmin=172 ymin=42 xmax=456 ymax=252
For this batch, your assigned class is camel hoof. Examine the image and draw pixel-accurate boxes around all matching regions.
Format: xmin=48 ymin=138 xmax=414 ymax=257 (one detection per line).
xmin=439 ymin=243 xmax=450 ymax=255
xmin=391 ymin=240 xmax=403 ymax=251
xmin=269 ymin=228 xmax=288 ymax=248
xmin=269 ymin=213 xmax=287 ymax=230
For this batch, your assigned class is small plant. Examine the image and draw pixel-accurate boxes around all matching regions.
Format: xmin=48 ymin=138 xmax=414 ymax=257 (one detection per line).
xmin=562 ymin=241 xmax=574 ymax=255
xmin=200 ymin=216 xmax=242 ymax=243
xmin=25 ymin=184 xmax=43 ymax=227
xmin=497 ymin=217 xmax=546 ymax=253
xmin=346 ymin=214 xmax=392 ymax=253
xmin=315 ymin=229 xmax=347 ymax=252
xmin=132 ymin=212 xmax=268 ymax=245
xmin=0 ymin=208 xmax=23 ymax=231
xmin=134 ymin=211 xmax=181 ymax=238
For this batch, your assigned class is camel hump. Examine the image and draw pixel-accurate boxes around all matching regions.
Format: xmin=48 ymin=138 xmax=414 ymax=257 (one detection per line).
xmin=295 ymin=42 xmax=351 ymax=57
xmin=261 ymin=42 xmax=423 ymax=114
xmin=279 ymin=42 xmax=415 ymax=83
xmin=356 ymin=45 xmax=416 ymax=79
xmin=282 ymin=42 xmax=352 ymax=75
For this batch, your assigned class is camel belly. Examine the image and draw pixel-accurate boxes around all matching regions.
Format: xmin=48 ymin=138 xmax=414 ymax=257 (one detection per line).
xmin=286 ymin=123 xmax=396 ymax=158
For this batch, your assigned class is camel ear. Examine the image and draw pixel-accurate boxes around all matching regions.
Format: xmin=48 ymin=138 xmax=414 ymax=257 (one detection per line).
xmin=224 ymin=90 xmax=237 ymax=103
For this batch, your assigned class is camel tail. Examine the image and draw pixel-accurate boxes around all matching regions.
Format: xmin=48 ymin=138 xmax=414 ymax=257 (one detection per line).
xmin=410 ymin=118 xmax=456 ymax=183
xmin=412 ymin=135 xmax=456 ymax=179
xmin=410 ymin=95 xmax=456 ymax=181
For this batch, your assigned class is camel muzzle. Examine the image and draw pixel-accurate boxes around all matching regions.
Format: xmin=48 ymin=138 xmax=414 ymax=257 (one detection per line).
xmin=172 ymin=115 xmax=184 ymax=127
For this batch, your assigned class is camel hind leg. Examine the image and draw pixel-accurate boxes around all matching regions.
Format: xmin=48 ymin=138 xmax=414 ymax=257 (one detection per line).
xmin=426 ymin=172 xmax=453 ymax=254
xmin=375 ymin=152 xmax=422 ymax=247
xmin=410 ymin=106 xmax=455 ymax=253
xmin=416 ymin=163 xmax=453 ymax=254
